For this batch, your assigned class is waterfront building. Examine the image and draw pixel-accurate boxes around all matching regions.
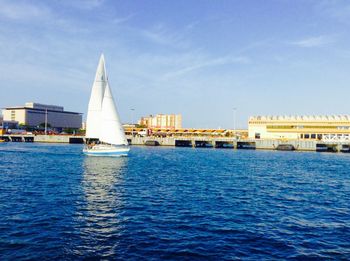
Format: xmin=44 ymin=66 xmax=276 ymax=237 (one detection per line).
xmin=2 ymin=102 xmax=82 ymax=130
xmin=0 ymin=113 xmax=19 ymax=132
xmin=249 ymin=115 xmax=350 ymax=141
xmin=1 ymin=120 xmax=19 ymax=130
xmin=138 ymin=114 xmax=182 ymax=129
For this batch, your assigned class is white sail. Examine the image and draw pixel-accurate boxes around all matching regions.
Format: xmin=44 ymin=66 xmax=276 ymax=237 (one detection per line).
xmin=100 ymin=82 xmax=128 ymax=146
xmin=86 ymin=54 xmax=107 ymax=139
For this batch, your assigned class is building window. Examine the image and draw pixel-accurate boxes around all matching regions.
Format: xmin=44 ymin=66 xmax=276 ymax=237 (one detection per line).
xmin=317 ymin=134 xmax=322 ymax=140
xmin=255 ymin=133 xmax=260 ymax=139
xmin=11 ymin=110 xmax=16 ymax=121
xmin=300 ymin=134 xmax=304 ymax=139
xmin=311 ymin=134 xmax=316 ymax=139
xmin=305 ymin=134 xmax=310 ymax=139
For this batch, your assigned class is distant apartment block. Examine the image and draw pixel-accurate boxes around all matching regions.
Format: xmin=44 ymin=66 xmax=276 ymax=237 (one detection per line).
xmin=249 ymin=115 xmax=350 ymax=141
xmin=139 ymin=114 xmax=182 ymax=129
xmin=3 ymin=102 xmax=82 ymax=129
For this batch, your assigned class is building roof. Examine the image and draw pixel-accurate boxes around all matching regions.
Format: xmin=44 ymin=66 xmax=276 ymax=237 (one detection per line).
xmin=249 ymin=115 xmax=350 ymax=122
xmin=25 ymin=102 xmax=64 ymax=112
xmin=4 ymin=107 xmax=82 ymax=115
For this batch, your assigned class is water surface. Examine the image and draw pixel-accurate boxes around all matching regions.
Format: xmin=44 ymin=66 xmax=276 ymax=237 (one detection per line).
xmin=0 ymin=143 xmax=350 ymax=259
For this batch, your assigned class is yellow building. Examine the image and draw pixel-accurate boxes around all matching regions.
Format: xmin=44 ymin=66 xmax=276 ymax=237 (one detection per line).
xmin=139 ymin=114 xmax=182 ymax=129
xmin=249 ymin=115 xmax=350 ymax=141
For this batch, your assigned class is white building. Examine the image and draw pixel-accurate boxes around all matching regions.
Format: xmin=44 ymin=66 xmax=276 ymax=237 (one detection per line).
xmin=3 ymin=102 xmax=82 ymax=129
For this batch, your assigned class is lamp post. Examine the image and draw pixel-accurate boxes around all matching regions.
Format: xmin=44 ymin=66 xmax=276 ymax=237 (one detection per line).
xmin=45 ymin=109 xmax=48 ymax=135
xmin=130 ymin=108 xmax=135 ymax=137
xmin=233 ymin=107 xmax=237 ymax=139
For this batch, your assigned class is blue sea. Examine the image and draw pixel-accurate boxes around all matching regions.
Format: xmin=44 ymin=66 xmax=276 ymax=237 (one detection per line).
xmin=0 ymin=143 xmax=350 ymax=260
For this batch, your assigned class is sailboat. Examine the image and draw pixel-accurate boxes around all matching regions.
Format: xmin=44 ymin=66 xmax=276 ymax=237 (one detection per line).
xmin=83 ymin=54 xmax=130 ymax=157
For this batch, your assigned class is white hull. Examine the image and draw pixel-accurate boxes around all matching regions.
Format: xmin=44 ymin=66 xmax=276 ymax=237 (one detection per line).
xmin=83 ymin=144 xmax=130 ymax=157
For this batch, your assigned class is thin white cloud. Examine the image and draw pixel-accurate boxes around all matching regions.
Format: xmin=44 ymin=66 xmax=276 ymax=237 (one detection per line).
xmin=140 ymin=24 xmax=190 ymax=49
xmin=290 ymin=35 xmax=336 ymax=48
xmin=184 ymin=21 xmax=200 ymax=31
xmin=316 ymin=0 xmax=350 ymax=23
xmin=0 ymin=0 xmax=51 ymax=20
xmin=0 ymin=0 xmax=109 ymax=34
xmin=163 ymin=56 xmax=250 ymax=79
xmin=112 ymin=14 xmax=135 ymax=25
xmin=66 ymin=0 xmax=105 ymax=10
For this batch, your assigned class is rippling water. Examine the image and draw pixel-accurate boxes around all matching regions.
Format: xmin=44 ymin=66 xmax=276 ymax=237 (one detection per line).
xmin=1 ymin=143 xmax=350 ymax=260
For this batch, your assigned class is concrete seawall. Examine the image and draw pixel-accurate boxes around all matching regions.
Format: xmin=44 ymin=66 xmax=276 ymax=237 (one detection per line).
xmin=1 ymin=135 xmax=84 ymax=143
xmin=128 ymin=136 xmax=350 ymax=152
xmin=34 ymin=135 xmax=72 ymax=143
xmin=2 ymin=134 xmax=350 ymax=153
xmin=129 ymin=136 xmax=176 ymax=146
xmin=254 ymin=139 xmax=316 ymax=151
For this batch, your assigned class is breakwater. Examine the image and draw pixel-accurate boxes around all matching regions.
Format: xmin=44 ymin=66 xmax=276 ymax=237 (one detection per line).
xmin=129 ymin=136 xmax=348 ymax=152
xmin=0 ymin=134 xmax=84 ymax=143
xmin=2 ymin=134 xmax=350 ymax=153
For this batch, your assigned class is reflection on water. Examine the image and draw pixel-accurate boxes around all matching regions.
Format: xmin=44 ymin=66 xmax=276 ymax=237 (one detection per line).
xmin=77 ymin=157 xmax=128 ymax=257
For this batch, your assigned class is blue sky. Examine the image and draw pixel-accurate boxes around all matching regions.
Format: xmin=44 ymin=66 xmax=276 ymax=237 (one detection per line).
xmin=1 ymin=0 xmax=350 ymax=128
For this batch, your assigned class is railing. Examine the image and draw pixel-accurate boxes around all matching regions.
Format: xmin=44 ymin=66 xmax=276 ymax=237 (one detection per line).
xmin=322 ymin=134 xmax=350 ymax=142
